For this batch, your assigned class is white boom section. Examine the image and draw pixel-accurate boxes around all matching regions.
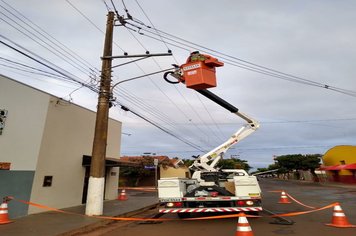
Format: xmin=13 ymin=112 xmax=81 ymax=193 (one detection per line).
xmin=165 ymin=70 xmax=260 ymax=173
xmin=189 ymin=111 xmax=259 ymax=172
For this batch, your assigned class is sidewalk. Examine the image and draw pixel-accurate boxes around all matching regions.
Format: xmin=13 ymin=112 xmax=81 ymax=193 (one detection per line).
xmin=0 ymin=189 xmax=159 ymax=236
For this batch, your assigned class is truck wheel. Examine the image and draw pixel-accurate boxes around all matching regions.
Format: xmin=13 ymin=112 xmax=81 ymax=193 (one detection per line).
xmin=177 ymin=212 xmax=191 ymax=218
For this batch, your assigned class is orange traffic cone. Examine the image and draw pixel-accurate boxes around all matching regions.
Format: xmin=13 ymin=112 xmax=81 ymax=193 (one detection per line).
xmin=325 ymin=203 xmax=356 ymax=228
xmin=278 ymin=191 xmax=291 ymax=204
xmin=0 ymin=200 xmax=12 ymax=224
xmin=118 ymin=189 xmax=128 ymax=201
xmin=235 ymin=213 xmax=254 ymax=236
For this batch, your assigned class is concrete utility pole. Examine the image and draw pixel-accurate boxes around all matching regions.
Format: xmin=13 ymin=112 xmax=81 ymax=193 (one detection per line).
xmin=85 ymin=11 xmax=115 ymax=216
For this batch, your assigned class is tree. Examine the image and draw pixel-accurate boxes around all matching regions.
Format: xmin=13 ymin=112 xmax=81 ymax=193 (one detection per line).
xmin=182 ymin=159 xmax=194 ymax=167
xmin=273 ymin=154 xmax=322 ymax=181
xmin=182 ymin=157 xmax=252 ymax=172
xmin=120 ymin=156 xmax=172 ymax=186
xmin=217 ymin=158 xmax=252 ymax=172
xmin=301 ymin=154 xmax=322 ymax=182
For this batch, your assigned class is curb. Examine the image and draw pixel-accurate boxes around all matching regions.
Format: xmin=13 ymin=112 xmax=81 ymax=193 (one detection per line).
xmin=58 ymin=203 xmax=160 ymax=236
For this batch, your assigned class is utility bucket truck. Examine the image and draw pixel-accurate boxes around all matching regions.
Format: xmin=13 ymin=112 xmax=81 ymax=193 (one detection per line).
xmin=158 ymin=52 xmax=262 ymax=217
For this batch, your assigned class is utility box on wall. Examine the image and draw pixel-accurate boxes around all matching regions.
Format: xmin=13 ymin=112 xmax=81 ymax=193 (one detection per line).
xmin=0 ymin=109 xmax=8 ymax=135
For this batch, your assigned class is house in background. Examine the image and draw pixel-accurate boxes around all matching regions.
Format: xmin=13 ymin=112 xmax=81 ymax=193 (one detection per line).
xmin=0 ymin=75 xmax=122 ymax=218
xmin=119 ymin=155 xmax=190 ymax=187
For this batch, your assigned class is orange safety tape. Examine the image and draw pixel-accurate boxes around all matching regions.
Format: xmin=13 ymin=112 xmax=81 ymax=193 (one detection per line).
xmin=92 ymin=215 xmax=171 ymax=222
xmin=270 ymin=202 xmax=337 ymax=218
xmin=8 ymin=197 xmax=260 ymax=221
xmin=268 ymin=190 xmax=283 ymax=193
xmin=7 ymin=196 xmax=337 ymax=221
xmin=14 ymin=199 xmax=70 ymax=214
xmin=285 ymin=193 xmax=316 ymax=209
xmin=9 ymin=197 xmax=171 ymax=222
xmin=270 ymin=190 xmax=318 ymax=209
xmin=119 ymin=187 xmax=157 ymax=192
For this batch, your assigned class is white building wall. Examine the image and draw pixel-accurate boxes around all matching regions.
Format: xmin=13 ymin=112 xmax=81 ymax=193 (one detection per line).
xmin=0 ymin=76 xmax=49 ymax=171
xmin=105 ymin=119 xmax=121 ymax=200
xmin=105 ymin=166 xmax=120 ymax=199
xmin=29 ymin=97 xmax=121 ymax=213
xmin=0 ymin=76 xmax=50 ymax=218
xmin=1 ymin=75 xmax=122 ymax=215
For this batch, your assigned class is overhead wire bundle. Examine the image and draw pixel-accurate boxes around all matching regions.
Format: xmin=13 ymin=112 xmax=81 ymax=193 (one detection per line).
xmin=1 ymin=0 xmax=355 ymax=157
xmin=120 ymin=0 xmax=356 ymax=98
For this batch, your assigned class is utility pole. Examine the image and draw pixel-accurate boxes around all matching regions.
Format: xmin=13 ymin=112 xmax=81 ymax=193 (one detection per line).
xmin=85 ymin=11 xmax=115 ymax=216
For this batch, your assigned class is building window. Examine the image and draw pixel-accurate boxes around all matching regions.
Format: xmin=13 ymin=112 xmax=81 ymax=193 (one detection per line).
xmin=43 ymin=176 xmax=53 ymax=187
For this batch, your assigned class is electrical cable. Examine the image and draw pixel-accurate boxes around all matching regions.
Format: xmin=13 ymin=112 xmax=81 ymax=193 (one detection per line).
xmin=133 ymin=0 xmax=173 ymax=60
xmin=0 ymin=57 xmax=75 ymax=81
xmin=195 ymin=93 xmax=226 ymax=140
xmin=0 ymin=62 xmax=73 ymax=81
xmin=0 ymin=5 xmax=97 ymax=77
xmin=126 ymin=23 xmax=356 ymax=97
xmin=125 ymin=18 xmax=356 ymax=98
xmin=1 ymin=0 xmax=100 ymax=75
xmin=67 ymin=0 xmax=217 ymax=151
xmin=121 ymin=2 xmax=223 ymax=145
xmin=0 ymin=35 xmax=98 ymax=93
xmin=114 ymin=87 xmax=218 ymax=149
xmin=116 ymin=101 xmax=207 ymax=152
xmin=101 ymin=0 xmax=111 ymax=11
xmin=0 ymin=3 xmax=226 ymax=154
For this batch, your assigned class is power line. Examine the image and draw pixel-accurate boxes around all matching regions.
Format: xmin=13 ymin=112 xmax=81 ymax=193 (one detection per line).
xmin=0 ymin=56 xmax=74 ymax=81
xmin=0 ymin=35 xmax=98 ymax=93
xmin=133 ymin=0 xmax=173 ymax=59
xmin=1 ymin=33 xmax=210 ymax=152
xmin=0 ymin=2 xmax=99 ymax=78
xmin=66 ymin=1 xmax=218 ymax=150
xmin=115 ymin=88 xmax=221 ymax=149
xmin=121 ymin=145 xmax=332 ymax=155
xmin=2 ymin=0 xmax=100 ymax=74
xmin=0 ymin=3 xmax=229 ymax=154
xmin=217 ymin=118 xmax=356 ymax=125
xmin=119 ymin=1 xmax=223 ymax=145
xmin=117 ymin=102 xmax=207 ymax=152
xmin=65 ymin=0 xmax=220 ymax=150
xmin=195 ymin=93 xmax=226 ymax=140
xmin=124 ymin=17 xmax=356 ymax=98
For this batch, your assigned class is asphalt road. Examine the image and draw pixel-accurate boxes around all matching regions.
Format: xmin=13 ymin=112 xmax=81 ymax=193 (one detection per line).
xmin=80 ymin=179 xmax=356 ymax=236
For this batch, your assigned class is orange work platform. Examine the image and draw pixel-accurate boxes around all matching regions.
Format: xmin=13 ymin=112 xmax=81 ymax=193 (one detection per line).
xmin=180 ymin=52 xmax=224 ymax=90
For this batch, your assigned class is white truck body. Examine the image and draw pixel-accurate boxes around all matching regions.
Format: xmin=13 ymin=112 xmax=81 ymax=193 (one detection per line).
xmin=159 ymin=61 xmax=262 ymax=216
xmin=158 ymin=170 xmax=262 ymax=214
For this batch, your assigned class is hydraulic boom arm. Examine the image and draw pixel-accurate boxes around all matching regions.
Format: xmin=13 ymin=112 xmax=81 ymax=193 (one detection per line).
xmin=163 ymin=64 xmax=259 ymax=173
xmin=189 ymin=89 xmax=260 ymax=172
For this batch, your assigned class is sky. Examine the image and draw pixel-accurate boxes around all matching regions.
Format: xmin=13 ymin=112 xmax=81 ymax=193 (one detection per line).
xmin=1 ymin=0 xmax=356 ymax=170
